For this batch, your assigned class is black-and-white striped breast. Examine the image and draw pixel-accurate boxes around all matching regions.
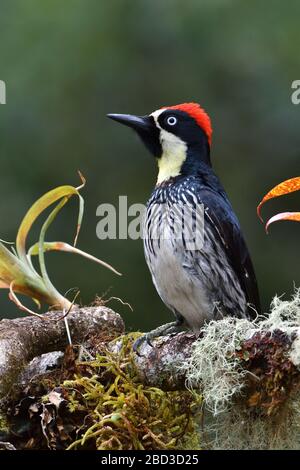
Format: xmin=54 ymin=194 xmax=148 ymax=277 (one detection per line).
xmin=143 ymin=176 xmax=260 ymax=328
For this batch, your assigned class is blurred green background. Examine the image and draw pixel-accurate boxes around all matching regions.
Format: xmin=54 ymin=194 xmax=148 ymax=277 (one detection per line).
xmin=0 ymin=0 xmax=299 ymax=330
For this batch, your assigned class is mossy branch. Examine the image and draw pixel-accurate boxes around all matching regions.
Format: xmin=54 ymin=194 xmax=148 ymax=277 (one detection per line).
xmin=1 ymin=291 xmax=300 ymax=450
xmin=0 ymin=306 xmax=124 ymax=399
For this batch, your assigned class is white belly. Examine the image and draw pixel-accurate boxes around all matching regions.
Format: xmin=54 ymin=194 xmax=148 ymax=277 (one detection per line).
xmin=144 ymin=234 xmax=212 ymax=331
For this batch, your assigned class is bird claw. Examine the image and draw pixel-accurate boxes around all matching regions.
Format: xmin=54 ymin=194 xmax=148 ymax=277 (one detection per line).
xmin=132 ymin=320 xmax=183 ymax=355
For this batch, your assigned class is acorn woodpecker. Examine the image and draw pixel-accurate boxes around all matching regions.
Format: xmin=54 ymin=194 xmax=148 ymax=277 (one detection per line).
xmin=107 ymin=103 xmax=260 ymax=349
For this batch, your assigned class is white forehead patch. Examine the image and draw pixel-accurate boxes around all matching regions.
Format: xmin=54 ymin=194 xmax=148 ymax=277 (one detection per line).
xmin=150 ymin=109 xmax=164 ymax=126
xmin=151 ymin=109 xmax=187 ymax=185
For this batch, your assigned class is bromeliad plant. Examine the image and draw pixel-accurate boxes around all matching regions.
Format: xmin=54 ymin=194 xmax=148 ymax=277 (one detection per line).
xmin=0 ymin=173 xmax=120 ymax=317
xmin=257 ymin=176 xmax=300 ymax=232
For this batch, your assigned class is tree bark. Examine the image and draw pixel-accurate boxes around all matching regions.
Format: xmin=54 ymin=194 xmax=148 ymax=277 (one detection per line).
xmin=121 ymin=332 xmax=198 ymax=389
xmin=0 ymin=306 xmax=124 ymax=399
xmin=1 ymin=308 xmax=300 ymax=404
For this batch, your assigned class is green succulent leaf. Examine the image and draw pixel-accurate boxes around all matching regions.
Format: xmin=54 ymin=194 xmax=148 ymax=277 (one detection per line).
xmin=0 ymin=173 xmax=120 ymax=316
xmin=16 ymin=185 xmax=83 ymax=266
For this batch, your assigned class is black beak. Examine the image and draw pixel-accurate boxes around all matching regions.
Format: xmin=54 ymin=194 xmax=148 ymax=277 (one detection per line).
xmin=107 ymin=113 xmax=161 ymax=157
xmin=107 ymin=113 xmax=153 ymax=132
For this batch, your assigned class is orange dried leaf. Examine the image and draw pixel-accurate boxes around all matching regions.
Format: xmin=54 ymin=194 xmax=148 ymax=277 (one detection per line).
xmin=9 ymin=281 xmax=44 ymax=318
xmin=248 ymin=391 xmax=261 ymax=407
xmin=265 ymin=211 xmax=300 ymax=233
xmin=257 ymin=177 xmax=300 ymax=221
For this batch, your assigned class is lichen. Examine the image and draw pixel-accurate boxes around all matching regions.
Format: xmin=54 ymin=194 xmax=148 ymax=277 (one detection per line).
xmin=208 ymin=390 xmax=300 ymax=450
xmin=183 ymin=316 xmax=253 ymax=415
xmin=3 ymin=290 xmax=300 ymax=450
xmin=182 ymin=289 xmax=300 ymax=449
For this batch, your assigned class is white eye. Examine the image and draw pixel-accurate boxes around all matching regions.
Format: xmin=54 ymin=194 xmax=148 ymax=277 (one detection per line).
xmin=167 ymin=116 xmax=177 ymax=126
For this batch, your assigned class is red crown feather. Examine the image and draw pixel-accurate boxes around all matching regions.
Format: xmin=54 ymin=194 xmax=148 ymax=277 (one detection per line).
xmin=161 ymin=102 xmax=212 ymax=146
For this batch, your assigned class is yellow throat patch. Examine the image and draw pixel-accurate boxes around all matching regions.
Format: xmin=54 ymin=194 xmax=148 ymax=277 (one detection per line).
xmin=156 ymin=129 xmax=187 ymax=184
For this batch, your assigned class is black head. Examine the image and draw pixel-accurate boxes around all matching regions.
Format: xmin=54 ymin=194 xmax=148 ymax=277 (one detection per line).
xmin=107 ymin=102 xmax=212 ymax=183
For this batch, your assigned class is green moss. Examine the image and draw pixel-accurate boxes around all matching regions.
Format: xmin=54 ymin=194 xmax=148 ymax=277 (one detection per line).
xmin=63 ymin=334 xmax=202 ymax=450
xmin=0 ymin=413 xmax=9 ymax=434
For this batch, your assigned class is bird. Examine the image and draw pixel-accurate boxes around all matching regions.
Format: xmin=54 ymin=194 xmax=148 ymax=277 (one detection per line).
xmin=107 ymin=102 xmax=260 ymax=350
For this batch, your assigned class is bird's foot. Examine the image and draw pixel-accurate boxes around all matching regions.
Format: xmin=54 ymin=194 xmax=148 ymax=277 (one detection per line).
xmin=133 ymin=320 xmax=183 ymax=356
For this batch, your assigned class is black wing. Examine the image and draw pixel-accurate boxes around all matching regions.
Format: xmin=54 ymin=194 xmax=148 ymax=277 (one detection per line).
xmin=199 ymin=187 xmax=261 ymax=318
